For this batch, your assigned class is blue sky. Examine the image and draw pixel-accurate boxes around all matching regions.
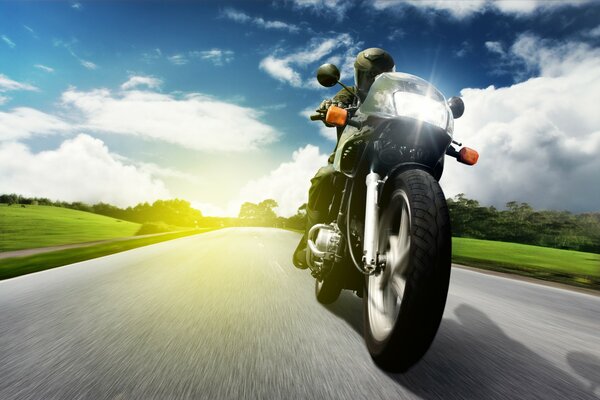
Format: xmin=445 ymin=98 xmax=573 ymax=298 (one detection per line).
xmin=1 ymin=0 xmax=599 ymax=215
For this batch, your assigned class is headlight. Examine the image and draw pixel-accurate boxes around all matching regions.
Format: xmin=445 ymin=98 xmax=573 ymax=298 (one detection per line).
xmin=393 ymin=91 xmax=449 ymax=130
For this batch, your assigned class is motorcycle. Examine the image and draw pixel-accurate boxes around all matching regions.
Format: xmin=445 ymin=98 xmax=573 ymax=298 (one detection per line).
xmin=306 ymin=63 xmax=478 ymax=372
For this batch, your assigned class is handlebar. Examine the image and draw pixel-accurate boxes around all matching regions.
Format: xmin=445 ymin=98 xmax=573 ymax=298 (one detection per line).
xmin=310 ymin=113 xmax=323 ymax=121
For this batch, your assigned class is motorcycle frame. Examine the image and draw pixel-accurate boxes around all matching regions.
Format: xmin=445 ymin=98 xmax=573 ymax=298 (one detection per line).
xmin=326 ymin=117 xmax=452 ymax=286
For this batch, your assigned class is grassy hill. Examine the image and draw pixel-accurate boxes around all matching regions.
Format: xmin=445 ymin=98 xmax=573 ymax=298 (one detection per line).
xmin=0 ymin=204 xmax=141 ymax=252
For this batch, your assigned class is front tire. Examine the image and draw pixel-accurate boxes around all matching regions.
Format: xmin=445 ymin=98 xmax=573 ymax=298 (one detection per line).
xmin=363 ymin=169 xmax=451 ymax=372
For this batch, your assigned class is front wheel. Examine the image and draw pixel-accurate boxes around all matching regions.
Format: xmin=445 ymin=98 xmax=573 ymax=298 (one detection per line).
xmin=363 ymin=169 xmax=451 ymax=372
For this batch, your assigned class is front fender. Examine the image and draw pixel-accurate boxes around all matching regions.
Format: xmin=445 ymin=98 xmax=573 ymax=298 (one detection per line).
xmin=379 ymin=162 xmax=433 ymax=208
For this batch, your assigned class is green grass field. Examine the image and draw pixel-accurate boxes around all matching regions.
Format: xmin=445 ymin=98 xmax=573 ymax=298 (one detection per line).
xmin=0 ymin=204 xmax=141 ymax=251
xmin=453 ymin=237 xmax=600 ymax=288
xmin=0 ymin=229 xmax=215 ymax=281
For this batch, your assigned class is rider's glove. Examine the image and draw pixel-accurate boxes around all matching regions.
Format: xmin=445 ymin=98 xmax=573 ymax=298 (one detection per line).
xmin=317 ymin=99 xmax=333 ymax=127
xmin=317 ymin=99 xmax=345 ymax=112
xmin=318 ymin=99 xmax=345 ymax=127
xmin=318 ymin=99 xmax=333 ymax=112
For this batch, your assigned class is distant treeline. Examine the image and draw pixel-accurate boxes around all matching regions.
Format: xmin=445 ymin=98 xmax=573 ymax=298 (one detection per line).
xmin=448 ymin=194 xmax=600 ymax=253
xmin=0 ymin=194 xmax=296 ymax=230
xmin=2 ymin=193 xmax=599 ymax=253
xmin=0 ymin=194 xmax=206 ymax=228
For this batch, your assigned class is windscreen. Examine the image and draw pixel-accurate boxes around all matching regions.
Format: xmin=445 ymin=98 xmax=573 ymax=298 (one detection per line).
xmin=358 ymin=72 xmax=447 ymax=119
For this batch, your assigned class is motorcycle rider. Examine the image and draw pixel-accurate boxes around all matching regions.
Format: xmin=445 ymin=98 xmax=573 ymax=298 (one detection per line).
xmin=293 ymin=48 xmax=395 ymax=269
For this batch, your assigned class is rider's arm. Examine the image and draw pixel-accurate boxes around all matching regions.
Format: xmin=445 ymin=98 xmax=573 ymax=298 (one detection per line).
xmin=332 ymin=86 xmax=356 ymax=107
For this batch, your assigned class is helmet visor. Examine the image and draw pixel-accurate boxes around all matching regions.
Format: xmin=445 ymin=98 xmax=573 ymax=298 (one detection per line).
xmin=355 ymin=69 xmax=375 ymax=99
xmin=355 ymin=66 xmax=395 ymax=100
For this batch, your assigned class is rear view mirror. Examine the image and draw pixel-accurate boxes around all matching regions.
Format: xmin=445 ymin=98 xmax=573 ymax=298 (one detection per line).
xmin=448 ymin=96 xmax=465 ymax=119
xmin=316 ymin=64 xmax=340 ymax=87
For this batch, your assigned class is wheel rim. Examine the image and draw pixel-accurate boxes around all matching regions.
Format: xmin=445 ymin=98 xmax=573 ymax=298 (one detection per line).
xmin=367 ymin=190 xmax=411 ymax=342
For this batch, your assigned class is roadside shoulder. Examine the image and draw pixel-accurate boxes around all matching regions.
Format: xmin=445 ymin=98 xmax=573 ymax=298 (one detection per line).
xmin=453 ymin=264 xmax=600 ymax=297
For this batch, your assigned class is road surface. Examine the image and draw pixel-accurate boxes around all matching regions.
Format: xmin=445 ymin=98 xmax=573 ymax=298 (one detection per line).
xmin=1 ymin=228 xmax=598 ymax=399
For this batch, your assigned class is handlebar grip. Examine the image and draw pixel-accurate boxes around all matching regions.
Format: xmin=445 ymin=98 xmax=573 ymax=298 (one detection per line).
xmin=310 ymin=113 xmax=323 ymax=121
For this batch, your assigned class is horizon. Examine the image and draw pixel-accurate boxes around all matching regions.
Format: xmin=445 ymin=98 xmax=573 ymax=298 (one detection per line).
xmin=2 ymin=191 xmax=597 ymax=218
xmin=1 ymin=0 xmax=599 ymax=216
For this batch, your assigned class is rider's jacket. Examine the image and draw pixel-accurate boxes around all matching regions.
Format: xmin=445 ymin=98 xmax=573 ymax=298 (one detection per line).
xmin=328 ymin=86 xmax=357 ymax=163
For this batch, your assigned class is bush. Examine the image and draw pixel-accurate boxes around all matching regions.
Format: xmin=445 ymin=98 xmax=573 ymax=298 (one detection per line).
xmin=136 ymin=222 xmax=177 ymax=235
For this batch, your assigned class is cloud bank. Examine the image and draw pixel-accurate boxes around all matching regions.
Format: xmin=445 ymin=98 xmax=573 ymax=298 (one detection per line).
xmin=1 ymin=76 xmax=278 ymax=152
xmin=372 ymin=0 xmax=592 ymax=19
xmin=0 ymin=134 xmax=170 ymax=207
xmin=234 ymin=145 xmax=329 ymax=217
xmin=0 ymin=76 xmax=282 ymax=208
xmin=0 ymin=107 xmax=71 ymax=141
xmin=442 ymin=34 xmax=600 ymax=212
xmin=61 ymin=87 xmax=278 ymax=151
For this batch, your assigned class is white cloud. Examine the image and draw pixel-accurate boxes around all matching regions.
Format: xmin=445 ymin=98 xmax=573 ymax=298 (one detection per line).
xmin=190 ymin=49 xmax=235 ymax=66
xmin=259 ymin=33 xmax=362 ymax=88
xmin=260 ymin=56 xmax=303 ymax=87
xmin=0 ymin=134 xmax=170 ymax=207
xmin=153 ymin=49 xmax=234 ymax=66
xmin=259 ymin=19 xmax=298 ymax=32
xmin=455 ymin=41 xmax=472 ymax=58
xmin=388 ymin=28 xmax=405 ymax=42
xmin=34 ymin=64 xmax=55 ymax=73
xmin=222 ymin=8 xmax=251 ymax=23
xmin=142 ymin=48 xmax=162 ymax=63
xmin=0 ymin=74 xmax=38 ymax=92
xmin=168 ymin=54 xmax=188 ymax=65
xmin=1 ymin=77 xmax=278 ymax=151
xmin=372 ymin=0 xmax=486 ymax=18
xmin=233 ymin=145 xmax=329 ymax=217
xmin=61 ymin=87 xmax=278 ymax=152
xmin=484 ymin=40 xmax=505 ymax=56
xmin=492 ymin=0 xmax=588 ymax=14
xmin=121 ymin=75 xmax=162 ymax=90
xmin=442 ymin=34 xmax=600 ymax=212
xmin=291 ymin=0 xmax=353 ymax=20
xmin=587 ymin=24 xmax=600 ymax=39
xmin=191 ymin=202 xmax=229 ymax=217
xmin=0 ymin=107 xmax=71 ymax=141
xmin=71 ymin=2 xmax=82 ymax=10
xmin=136 ymin=162 xmax=202 ymax=185
xmin=1 ymin=35 xmax=16 ymax=48
xmin=80 ymin=59 xmax=98 ymax=70
xmin=371 ymin=0 xmax=591 ymax=19
xmin=223 ymin=8 xmax=299 ymax=33
xmin=0 ymin=96 xmax=8 ymax=105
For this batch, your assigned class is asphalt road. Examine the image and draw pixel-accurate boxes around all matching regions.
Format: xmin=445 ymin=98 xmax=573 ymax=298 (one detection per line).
xmin=1 ymin=228 xmax=598 ymax=400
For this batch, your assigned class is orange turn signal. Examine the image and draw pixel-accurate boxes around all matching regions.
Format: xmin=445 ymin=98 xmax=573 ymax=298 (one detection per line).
xmin=458 ymin=147 xmax=479 ymax=165
xmin=325 ymin=106 xmax=348 ymax=127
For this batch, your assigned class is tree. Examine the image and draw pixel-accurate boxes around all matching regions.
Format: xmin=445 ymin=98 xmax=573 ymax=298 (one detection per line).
xmin=286 ymin=203 xmax=307 ymax=230
xmin=239 ymin=202 xmax=259 ymax=220
xmin=257 ymin=199 xmax=278 ymax=221
xmin=1 ymin=194 xmax=20 ymax=205
xmin=238 ymin=199 xmax=279 ymax=226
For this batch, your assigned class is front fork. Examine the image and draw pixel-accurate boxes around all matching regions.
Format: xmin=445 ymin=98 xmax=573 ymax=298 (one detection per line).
xmin=363 ymin=172 xmax=381 ymax=273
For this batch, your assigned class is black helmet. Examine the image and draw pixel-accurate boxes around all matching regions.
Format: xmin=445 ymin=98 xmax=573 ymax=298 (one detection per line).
xmin=354 ymin=48 xmax=395 ymax=100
